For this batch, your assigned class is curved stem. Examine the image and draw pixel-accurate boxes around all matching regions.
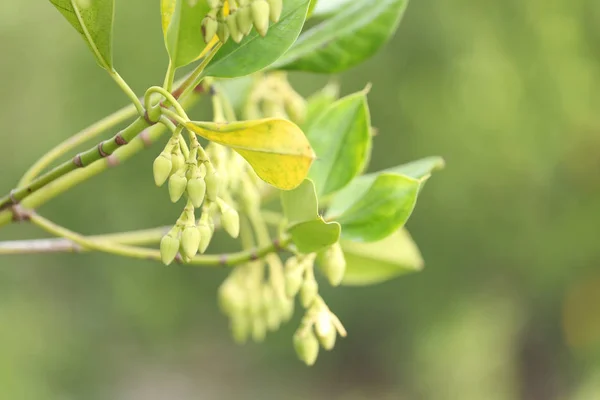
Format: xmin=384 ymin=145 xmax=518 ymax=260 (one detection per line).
xmin=146 ymin=86 xmax=189 ymax=120
xmin=109 ymin=70 xmax=145 ymax=116
xmin=26 ymin=212 xmax=290 ymax=266
xmin=19 ymin=104 xmax=138 ymax=186
xmin=163 ymin=60 xmax=176 ymax=93
xmin=161 ymin=108 xmax=189 ymax=126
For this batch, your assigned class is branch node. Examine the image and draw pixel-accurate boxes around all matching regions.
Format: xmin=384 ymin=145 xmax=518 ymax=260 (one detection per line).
xmin=97 ymin=141 xmax=109 ymax=158
xmin=11 ymin=205 xmax=32 ymax=223
xmin=73 ymin=154 xmax=83 ymax=168
xmin=106 ymin=155 xmax=120 ymax=168
xmin=114 ymin=132 xmax=128 ymax=146
xmin=139 ymin=130 xmax=152 ymax=148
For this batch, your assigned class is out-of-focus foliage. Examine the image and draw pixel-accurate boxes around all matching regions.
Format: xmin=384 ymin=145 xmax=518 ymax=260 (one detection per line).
xmin=0 ymin=0 xmax=599 ymax=398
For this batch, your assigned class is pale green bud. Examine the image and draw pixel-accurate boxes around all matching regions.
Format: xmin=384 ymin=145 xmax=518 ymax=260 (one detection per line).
xmin=285 ymin=267 xmax=303 ymax=298
xmin=181 ymin=225 xmax=200 ymax=259
xmin=266 ymin=0 xmax=282 ymax=23
xmin=219 ymin=281 xmax=247 ymax=315
xmin=318 ymin=243 xmax=346 ymax=287
xmin=278 ymin=296 xmax=295 ymax=322
xmin=153 ymin=153 xmax=172 ymax=187
xmin=315 ymin=311 xmax=336 ymax=350
xmin=252 ymin=317 xmax=267 ymax=342
xmin=217 ymin=20 xmax=229 ymax=43
xmin=250 ymin=0 xmax=270 ymax=37
xmin=197 ymin=221 xmax=213 ymax=254
xmin=221 ymin=207 xmax=240 ymax=238
xmin=168 ymin=173 xmax=188 ymax=203
xmin=202 ymin=9 xmax=219 ymax=43
xmin=284 ymin=93 xmax=307 ymax=125
xmin=170 ymin=150 xmax=186 ymax=175
xmin=236 ymin=5 xmax=253 ymax=35
xmin=266 ymin=307 xmax=281 ymax=332
xmin=205 ymin=170 xmax=220 ymax=201
xmin=160 ymin=231 xmax=180 ymax=266
xmin=186 ymin=177 xmax=206 ymax=208
xmin=293 ymin=329 xmax=319 ymax=366
xmin=300 ymin=279 xmax=318 ymax=308
xmin=231 ymin=313 xmax=250 ymax=344
xmin=207 ymin=0 xmax=221 ymax=9
xmin=226 ymin=14 xmax=244 ymax=43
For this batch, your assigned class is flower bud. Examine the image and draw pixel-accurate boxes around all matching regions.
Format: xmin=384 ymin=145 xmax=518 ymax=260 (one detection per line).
xmin=168 ymin=173 xmax=188 ymax=203
xmin=217 ymin=20 xmax=229 ymax=43
xmin=186 ymin=177 xmax=206 ymax=208
xmin=219 ymin=281 xmax=247 ymax=315
xmin=284 ymin=93 xmax=307 ymax=125
xmin=231 ymin=314 xmax=250 ymax=344
xmin=315 ymin=311 xmax=336 ymax=350
xmin=252 ymin=317 xmax=267 ymax=342
xmin=207 ymin=0 xmax=221 ymax=9
xmin=226 ymin=14 xmax=244 ymax=43
xmin=293 ymin=329 xmax=319 ymax=366
xmin=170 ymin=150 xmax=185 ymax=175
xmin=278 ymin=296 xmax=295 ymax=322
xmin=160 ymin=231 xmax=180 ymax=266
xmin=317 ymin=243 xmax=346 ymax=286
xmin=181 ymin=225 xmax=200 ymax=259
xmin=197 ymin=221 xmax=213 ymax=254
xmin=251 ymin=0 xmax=270 ymax=37
xmin=266 ymin=0 xmax=282 ymax=23
xmin=202 ymin=11 xmax=219 ymax=43
xmin=300 ymin=278 xmax=318 ymax=308
xmin=205 ymin=170 xmax=220 ymax=201
xmin=153 ymin=153 xmax=172 ymax=187
xmin=285 ymin=267 xmax=303 ymax=298
xmin=236 ymin=5 xmax=253 ymax=35
xmin=221 ymin=207 xmax=240 ymax=238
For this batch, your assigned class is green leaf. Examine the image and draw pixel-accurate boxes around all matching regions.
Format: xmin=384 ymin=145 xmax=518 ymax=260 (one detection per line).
xmin=161 ymin=0 xmax=211 ymax=69
xmin=186 ymin=118 xmax=315 ymax=190
xmin=49 ymin=0 xmax=114 ymax=70
xmin=307 ymin=0 xmax=319 ymax=17
xmin=327 ymin=156 xmax=444 ymax=217
xmin=301 ymin=81 xmax=340 ymax=132
xmin=204 ymin=0 xmax=310 ymax=78
xmin=281 ymin=179 xmax=319 ymax=226
xmin=340 ymin=229 xmax=423 ymax=286
xmin=385 ymin=156 xmax=446 ymax=179
xmin=311 ymin=0 xmax=351 ymax=17
xmin=289 ymin=218 xmax=341 ymax=253
xmin=273 ymin=0 xmax=409 ymax=73
xmin=307 ymin=91 xmax=371 ymax=197
xmin=329 ymin=173 xmax=420 ymax=242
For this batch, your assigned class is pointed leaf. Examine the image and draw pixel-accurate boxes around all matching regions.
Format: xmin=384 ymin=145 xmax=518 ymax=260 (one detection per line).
xmin=49 ymin=0 xmax=114 ymax=70
xmin=289 ymin=218 xmax=341 ymax=253
xmin=281 ymin=179 xmax=319 ymax=226
xmin=307 ymin=91 xmax=371 ymax=197
xmin=327 ymin=156 xmax=444 ymax=217
xmin=273 ymin=0 xmax=409 ymax=73
xmin=329 ymin=173 xmax=420 ymax=242
xmin=186 ymin=119 xmax=315 ymax=190
xmin=161 ymin=0 xmax=211 ymax=68
xmin=340 ymin=229 xmax=423 ymax=286
xmin=204 ymin=0 xmax=310 ymax=78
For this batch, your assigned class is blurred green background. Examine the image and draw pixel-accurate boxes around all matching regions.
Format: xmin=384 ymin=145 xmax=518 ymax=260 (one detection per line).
xmin=1 ymin=0 xmax=600 ymax=398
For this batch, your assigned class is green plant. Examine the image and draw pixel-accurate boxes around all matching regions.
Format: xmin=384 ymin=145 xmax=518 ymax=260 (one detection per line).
xmin=0 ymin=0 xmax=443 ymax=365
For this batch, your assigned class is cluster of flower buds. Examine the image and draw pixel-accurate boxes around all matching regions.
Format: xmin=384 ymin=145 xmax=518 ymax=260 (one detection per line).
xmin=284 ymin=254 xmax=319 ymax=307
xmin=293 ymin=298 xmax=347 ymax=366
xmin=244 ymin=72 xmax=307 ymax=125
xmin=154 ymin=135 xmax=241 ymax=265
xmin=219 ymin=265 xmax=295 ymax=343
xmin=202 ymin=0 xmax=282 ymax=44
xmin=316 ymin=243 xmax=347 ymax=287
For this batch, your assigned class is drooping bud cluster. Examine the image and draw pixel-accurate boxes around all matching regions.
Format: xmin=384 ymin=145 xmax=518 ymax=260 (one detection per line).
xmin=244 ymin=72 xmax=307 ymax=125
xmin=293 ymin=297 xmax=347 ymax=366
xmin=154 ymin=132 xmax=241 ymax=265
xmin=201 ymin=0 xmax=283 ymax=45
xmin=316 ymin=243 xmax=347 ymax=286
xmin=219 ymin=263 xmax=295 ymax=343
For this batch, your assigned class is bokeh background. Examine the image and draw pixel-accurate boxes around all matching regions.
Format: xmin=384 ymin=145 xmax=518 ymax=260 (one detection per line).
xmin=1 ymin=0 xmax=600 ymax=398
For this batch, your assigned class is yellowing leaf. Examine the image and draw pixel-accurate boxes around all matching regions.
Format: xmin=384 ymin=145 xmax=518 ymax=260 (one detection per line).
xmin=187 ymin=119 xmax=315 ymax=190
